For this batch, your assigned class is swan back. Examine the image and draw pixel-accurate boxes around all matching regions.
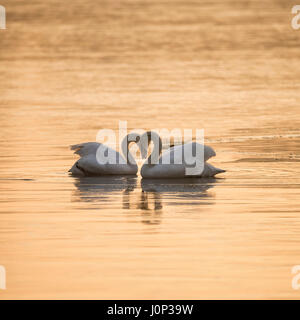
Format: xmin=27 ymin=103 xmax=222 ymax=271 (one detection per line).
xmin=203 ymin=144 xmax=216 ymax=161
xmin=70 ymin=142 xmax=100 ymax=157
xmin=159 ymin=142 xmax=216 ymax=165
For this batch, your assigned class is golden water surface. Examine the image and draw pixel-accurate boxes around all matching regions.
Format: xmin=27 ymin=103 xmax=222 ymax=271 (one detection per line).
xmin=1 ymin=0 xmax=300 ymax=299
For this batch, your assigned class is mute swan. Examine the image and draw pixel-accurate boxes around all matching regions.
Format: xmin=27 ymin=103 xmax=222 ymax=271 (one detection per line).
xmin=140 ymin=131 xmax=225 ymax=178
xmin=69 ymin=133 xmax=142 ymax=176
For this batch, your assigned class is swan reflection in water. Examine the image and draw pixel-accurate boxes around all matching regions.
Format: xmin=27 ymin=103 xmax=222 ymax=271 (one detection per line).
xmin=72 ymin=176 xmax=218 ymax=224
xmin=72 ymin=176 xmax=137 ymax=204
xmin=141 ymin=178 xmax=216 ymax=203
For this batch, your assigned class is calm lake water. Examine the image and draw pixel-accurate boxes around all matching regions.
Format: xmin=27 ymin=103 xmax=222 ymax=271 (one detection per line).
xmin=1 ymin=0 xmax=300 ymax=299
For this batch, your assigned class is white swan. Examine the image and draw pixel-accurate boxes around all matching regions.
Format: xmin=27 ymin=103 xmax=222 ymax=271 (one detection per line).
xmin=69 ymin=133 xmax=142 ymax=176
xmin=140 ymin=131 xmax=225 ymax=178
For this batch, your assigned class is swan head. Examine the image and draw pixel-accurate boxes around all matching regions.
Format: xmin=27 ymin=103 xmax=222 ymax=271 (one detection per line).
xmin=121 ymin=132 xmax=144 ymax=165
xmin=140 ymin=131 xmax=163 ymax=163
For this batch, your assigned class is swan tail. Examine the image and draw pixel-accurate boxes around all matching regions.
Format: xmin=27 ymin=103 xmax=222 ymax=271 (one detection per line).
xmin=214 ymin=167 xmax=226 ymax=175
xmin=68 ymin=161 xmax=86 ymax=176
xmin=201 ymin=163 xmax=226 ymax=177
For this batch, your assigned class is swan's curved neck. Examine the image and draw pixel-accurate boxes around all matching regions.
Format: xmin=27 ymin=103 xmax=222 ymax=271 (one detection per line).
xmin=121 ymin=133 xmax=139 ymax=165
xmin=142 ymin=131 xmax=162 ymax=165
